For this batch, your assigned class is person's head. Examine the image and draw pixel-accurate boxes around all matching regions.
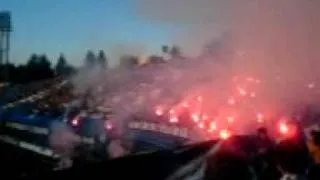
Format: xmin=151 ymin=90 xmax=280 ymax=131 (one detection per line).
xmin=205 ymin=158 xmax=254 ymax=180
xmin=311 ymin=130 xmax=320 ymax=146
xmin=257 ymin=127 xmax=268 ymax=139
xmin=275 ymin=139 xmax=310 ymax=175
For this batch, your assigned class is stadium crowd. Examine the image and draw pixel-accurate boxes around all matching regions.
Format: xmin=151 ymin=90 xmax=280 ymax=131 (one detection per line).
xmin=2 ymin=76 xmax=320 ymax=179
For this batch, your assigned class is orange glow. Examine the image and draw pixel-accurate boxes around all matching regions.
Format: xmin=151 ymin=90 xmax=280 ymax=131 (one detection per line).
xmin=198 ymin=122 xmax=204 ymax=129
xmin=191 ymin=113 xmax=200 ymax=122
xmin=169 ymin=116 xmax=179 ymax=123
xmin=238 ymin=87 xmax=247 ymax=96
xmin=155 ymin=107 xmax=164 ymax=116
xmin=257 ymin=113 xmax=263 ymax=123
xmin=257 ymin=118 xmax=264 ymax=123
xmin=220 ymin=130 xmax=231 ymax=139
xmin=209 ymin=121 xmax=217 ymax=130
xmin=228 ymin=97 xmax=235 ymax=105
xmin=278 ymin=120 xmax=297 ymax=137
xmin=279 ymin=122 xmax=289 ymax=134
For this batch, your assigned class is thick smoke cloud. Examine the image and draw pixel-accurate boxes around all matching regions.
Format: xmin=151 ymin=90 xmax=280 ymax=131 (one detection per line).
xmin=135 ymin=0 xmax=320 ymax=108
xmin=135 ymin=0 xmax=320 ymax=63
xmin=67 ymin=0 xmax=320 ymax=143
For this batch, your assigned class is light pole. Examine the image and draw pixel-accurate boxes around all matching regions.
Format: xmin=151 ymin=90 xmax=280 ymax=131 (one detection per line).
xmin=0 ymin=11 xmax=12 ymax=82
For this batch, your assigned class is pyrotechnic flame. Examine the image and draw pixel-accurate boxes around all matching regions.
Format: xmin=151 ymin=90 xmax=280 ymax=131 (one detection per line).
xmin=155 ymin=106 xmax=164 ymax=116
xmin=209 ymin=121 xmax=217 ymax=131
xmin=220 ymin=130 xmax=231 ymax=139
xmin=198 ymin=122 xmax=205 ymax=129
xmin=238 ymin=87 xmax=247 ymax=96
xmin=191 ymin=113 xmax=200 ymax=122
xmin=71 ymin=117 xmax=79 ymax=126
xmin=169 ymin=116 xmax=179 ymax=123
xmin=228 ymin=97 xmax=235 ymax=105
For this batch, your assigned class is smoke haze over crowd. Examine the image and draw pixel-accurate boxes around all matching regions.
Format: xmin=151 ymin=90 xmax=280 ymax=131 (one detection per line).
xmin=135 ymin=0 xmax=320 ymax=106
xmin=68 ymin=0 xmax=320 ymax=139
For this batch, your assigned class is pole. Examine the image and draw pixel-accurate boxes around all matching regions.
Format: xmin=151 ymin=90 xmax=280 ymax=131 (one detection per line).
xmin=0 ymin=31 xmax=3 ymax=65
xmin=5 ymin=30 xmax=10 ymax=81
xmin=5 ymin=31 xmax=9 ymax=64
xmin=0 ymin=31 xmax=4 ymax=82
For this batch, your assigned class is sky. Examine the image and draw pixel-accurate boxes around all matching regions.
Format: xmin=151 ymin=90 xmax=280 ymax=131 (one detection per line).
xmin=1 ymin=0 xmax=179 ymax=67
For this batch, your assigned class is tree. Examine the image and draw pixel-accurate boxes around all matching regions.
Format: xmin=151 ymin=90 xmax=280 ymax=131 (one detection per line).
xmin=202 ymin=32 xmax=232 ymax=57
xmin=84 ymin=50 xmax=96 ymax=68
xmin=161 ymin=45 xmax=169 ymax=54
xmin=1 ymin=53 xmax=57 ymax=84
xmin=38 ymin=55 xmax=52 ymax=69
xmin=13 ymin=65 xmax=28 ymax=83
xmin=55 ymin=53 xmax=67 ymax=75
xmin=203 ymin=40 xmax=222 ymax=56
xmin=37 ymin=54 xmax=54 ymax=80
xmin=26 ymin=54 xmax=39 ymax=67
xmin=120 ymin=55 xmax=139 ymax=69
xmin=170 ymin=45 xmax=182 ymax=58
xmin=0 ymin=63 xmax=15 ymax=82
xmin=97 ymin=50 xmax=108 ymax=69
xmin=26 ymin=54 xmax=54 ymax=81
xmin=148 ymin=55 xmax=164 ymax=63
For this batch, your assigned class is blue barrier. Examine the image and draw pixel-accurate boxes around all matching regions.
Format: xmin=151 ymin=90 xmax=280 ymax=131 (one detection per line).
xmin=0 ymin=106 xmax=188 ymax=157
xmin=1 ymin=113 xmax=61 ymax=127
xmin=130 ymin=129 xmax=187 ymax=149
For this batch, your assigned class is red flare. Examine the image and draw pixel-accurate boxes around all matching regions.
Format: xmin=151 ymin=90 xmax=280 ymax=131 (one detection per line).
xmin=238 ymin=88 xmax=247 ymax=96
xmin=105 ymin=121 xmax=113 ymax=130
xmin=191 ymin=113 xmax=200 ymax=122
xmin=155 ymin=107 xmax=164 ymax=116
xmin=257 ymin=113 xmax=263 ymax=123
xmin=279 ymin=122 xmax=289 ymax=134
xmin=220 ymin=130 xmax=231 ymax=139
xmin=209 ymin=121 xmax=217 ymax=130
xmin=228 ymin=97 xmax=235 ymax=105
xmin=169 ymin=116 xmax=179 ymax=123
xmin=198 ymin=122 xmax=204 ymax=129
xmin=71 ymin=117 xmax=79 ymax=126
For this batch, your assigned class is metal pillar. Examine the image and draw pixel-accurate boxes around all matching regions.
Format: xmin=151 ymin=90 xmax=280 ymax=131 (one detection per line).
xmin=0 ymin=30 xmax=10 ymax=81
xmin=6 ymin=30 xmax=10 ymax=65
xmin=0 ymin=11 xmax=12 ymax=82
xmin=0 ymin=31 xmax=3 ymax=65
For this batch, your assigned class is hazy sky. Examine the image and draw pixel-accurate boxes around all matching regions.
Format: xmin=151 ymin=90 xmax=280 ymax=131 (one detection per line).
xmin=1 ymin=0 xmax=179 ymax=66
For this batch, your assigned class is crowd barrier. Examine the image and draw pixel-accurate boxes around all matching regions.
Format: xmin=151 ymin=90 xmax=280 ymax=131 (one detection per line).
xmin=0 ymin=112 xmax=96 ymax=159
